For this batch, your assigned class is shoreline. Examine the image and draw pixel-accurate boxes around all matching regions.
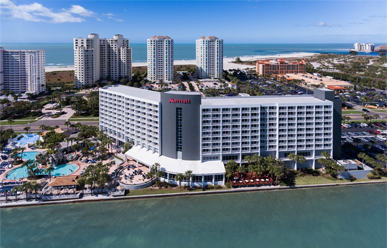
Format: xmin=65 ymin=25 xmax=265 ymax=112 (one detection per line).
xmin=45 ymin=52 xmax=318 ymax=72
xmin=1 ymin=180 xmax=385 ymax=209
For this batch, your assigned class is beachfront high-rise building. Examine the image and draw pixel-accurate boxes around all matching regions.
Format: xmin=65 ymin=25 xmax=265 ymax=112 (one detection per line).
xmin=353 ymin=43 xmax=375 ymax=52
xmin=196 ymin=36 xmax=223 ymax=79
xmin=0 ymin=47 xmax=45 ymax=95
xmin=100 ymin=85 xmax=341 ymax=186
xmin=256 ymin=59 xmax=306 ymax=76
xmin=147 ymin=36 xmax=174 ymax=82
xmin=74 ymin=34 xmax=132 ymax=88
xmin=0 ymin=47 xmax=3 ymax=92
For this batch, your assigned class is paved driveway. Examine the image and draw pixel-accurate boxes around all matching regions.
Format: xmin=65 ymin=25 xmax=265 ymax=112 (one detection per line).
xmin=41 ymin=105 xmax=75 ymax=121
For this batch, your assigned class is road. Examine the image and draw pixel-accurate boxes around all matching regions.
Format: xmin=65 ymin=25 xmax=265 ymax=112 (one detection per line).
xmin=351 ymin=104 xmax=387 ymax=119
xmin=8 ymin=120 xmax=98 ymax=132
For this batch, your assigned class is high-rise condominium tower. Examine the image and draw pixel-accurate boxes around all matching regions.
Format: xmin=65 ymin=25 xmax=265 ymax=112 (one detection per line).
xmin=196 ymin=36 xmax=223 ymax=79
xmin=74 ymin=34 xmax=132 ymax=88
xmin=0 ymin=47 xmax=45 ymax=95
xmin=147 ymin=36 xmax=174 ymax=82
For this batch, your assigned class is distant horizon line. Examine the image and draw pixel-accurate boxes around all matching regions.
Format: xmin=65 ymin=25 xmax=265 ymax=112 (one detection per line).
xmin=1 ymin=42 xmax=386 ymax=45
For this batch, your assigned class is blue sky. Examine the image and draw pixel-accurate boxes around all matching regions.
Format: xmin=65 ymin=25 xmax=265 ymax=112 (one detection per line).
xmin=0 ymin=0 xmax=386 ymax=43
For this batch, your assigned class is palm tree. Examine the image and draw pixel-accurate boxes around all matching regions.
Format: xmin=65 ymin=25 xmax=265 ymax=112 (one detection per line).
xmin=237 ymin=165 xmax=247 ymax=174
xmin=4 ymin=189 xmax=8 ymax=203
xmin=23 ymin=126 xmax=31 ymax=133
xmin=320 ymin=151 xmax=331 ymax=160
xmin=7 ymin=118 xmax=14 ymax=130
xmin=176 ymin=173 xmax=184 ymax=190
xmin=11 ymin=148 xmax=20 ymax=162
xmin=357 ymin=152 xmax=367 ymax=163
xmin=361 ymin=114 xmax=370 ymax=122
xmin=30 ymin=181 xmax=41 ymax=201
xmin=247 ymin=162 xmax=256 ymax=177
xmin=225 ymin=160 xmax=238 ymax=180
xmin=39 ymin=125 xmax=46 ymax=133
xmin=64 ymin=121 xmax=71 ymax=131
xmin=20 ymin=147 xmax=26 ymax=160
xmin=287 ymin=153 xmax=306 ymax=170
xmin=373 ymin=114 xmax=380 ymax=121
xmin=185 ymin=170 xmax=193 ymax=189
xmin=21 ymin=182 xmax=31 ymax=201
xmin=45 ymin=165 xmax=55 ymax=181
xmin=11 ymin=186 xmax=20 ymax=201
xmin=77 ymin=177 xmax=86 ymax=195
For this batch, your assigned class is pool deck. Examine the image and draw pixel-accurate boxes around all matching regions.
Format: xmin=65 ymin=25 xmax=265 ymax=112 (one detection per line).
xmin=0 ymin=149 xmax=88 ymax=183
xmin=0 ymin=149 xmax=46 ymax=182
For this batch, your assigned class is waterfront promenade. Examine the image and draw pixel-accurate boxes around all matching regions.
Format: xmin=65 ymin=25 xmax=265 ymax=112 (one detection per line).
xmin=1 ymin=180 xmax=385 ymax=208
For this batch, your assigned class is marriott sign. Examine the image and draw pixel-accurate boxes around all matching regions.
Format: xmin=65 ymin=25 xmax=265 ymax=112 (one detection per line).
xmin=169 ymin=98 xmax=191 ymax=104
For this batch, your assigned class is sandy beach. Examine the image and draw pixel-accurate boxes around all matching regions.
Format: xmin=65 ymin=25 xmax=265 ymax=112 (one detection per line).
xmin=45 ymin=52 xmax=317 ymax=72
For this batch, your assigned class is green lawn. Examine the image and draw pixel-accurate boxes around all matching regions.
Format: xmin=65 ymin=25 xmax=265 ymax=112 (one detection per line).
xmin=69 ymin=118 xmax=99 ymax=122
xmin=0 ymin=119 xmax=38 ymax=125
xmin=372 ymin=110 xmax=387 ymax=113
xmin=295 ymin=175 xmax=387 ymax=186
xmin=342 ymin=110 xmax=363 ymax=114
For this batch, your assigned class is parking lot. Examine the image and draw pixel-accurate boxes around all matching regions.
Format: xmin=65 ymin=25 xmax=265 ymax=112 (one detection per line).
xmin=342 ymin=122 xmax=387 ymax=154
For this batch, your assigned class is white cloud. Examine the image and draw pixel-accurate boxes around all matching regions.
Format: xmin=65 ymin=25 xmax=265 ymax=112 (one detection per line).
xmin=103 ymin=13 xmax=115 ymax=17
xmin=102 ymin=12 xmax=123 ymax=22
xmin=315 ymin=21 xmax=326 ymax=26
xmin=314 ymin=21 xmax=341 ymax=28
xmin=65 ymin=5 xmax=94 ymax=17
xmin=0 ymin=0 xmax=94 ymax=23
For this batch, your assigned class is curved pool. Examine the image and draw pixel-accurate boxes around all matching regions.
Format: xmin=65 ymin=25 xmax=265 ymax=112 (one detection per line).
xmin=5 ymin=163 xmax=79 ymax=180
xmin=18 ymin=151 xmax=39 ymax=161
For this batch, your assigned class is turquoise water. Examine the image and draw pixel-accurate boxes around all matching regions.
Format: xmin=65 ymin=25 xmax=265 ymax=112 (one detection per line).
xmin=5 ymin=163 xmax=78 ymax=180
xmin=0 ymin=184 xmax=385 ymax=248
xmin=19 ymin=151 xmax=39 ymax=161
xmin=0 ymin=43 xmax=382 ymax=66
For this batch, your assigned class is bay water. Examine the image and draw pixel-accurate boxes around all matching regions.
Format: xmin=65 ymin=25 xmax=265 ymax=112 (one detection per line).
xmin=0 ymin=184 xmax=386 ymax=248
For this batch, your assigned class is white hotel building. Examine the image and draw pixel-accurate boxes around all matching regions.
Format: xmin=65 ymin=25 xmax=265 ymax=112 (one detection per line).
xmin=353 ymin=43 xmax=375 ymax=52
xmin=0 ymin=47 xmax=45 ymax=95
xmin=147 ymin=36 xmax=174 ymax=82
xmin=74 ymin=34 xmax=132 ymax=88
xmin=196 ymin=36 xmax=223 ymax=79
xmin=100 ymin=85 xmax=341 ymax=186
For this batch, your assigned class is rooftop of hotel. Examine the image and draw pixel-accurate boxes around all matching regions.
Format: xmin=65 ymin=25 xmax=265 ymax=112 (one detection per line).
xmin=101 ymin=85 xmax=161 ymax=102
xmin=150 ymin=35 xmax=172 ymax=39
xmin=101 ymin=85 xmax=334 ymax=105
xmin=201 ymin=95 xmax=330 ymax=106
xmin=198 ymin=36 xmax=220 ymax=39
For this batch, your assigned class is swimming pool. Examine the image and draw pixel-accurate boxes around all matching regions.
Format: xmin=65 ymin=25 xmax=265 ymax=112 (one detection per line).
xmin=5 ymin=163 xmax=79 ymax=180
xmin=19 ymin=151 xmax=39 ymax=161
xmin=13 ymin=134 xmax=40 ymax=147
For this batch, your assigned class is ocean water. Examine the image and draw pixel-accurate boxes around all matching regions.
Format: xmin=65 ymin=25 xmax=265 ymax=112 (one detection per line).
xmin=0 ymin=184 xmax=386 ymax=248
xmin=0 ymin=43 xmax=382 ymax=66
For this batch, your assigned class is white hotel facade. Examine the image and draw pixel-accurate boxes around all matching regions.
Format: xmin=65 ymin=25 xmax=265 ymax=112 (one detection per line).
xmin=74 ymin=34 xmax=132 ymax=88
xmin=196 ymin=36 xmax=223 ymax=79
xmin=100 ymin=85 xmax=341 ymax=186
xmin=0 ymin=47 xmax=45 ymax=95
xmin=147 ymin=36 xmax=174 ymax=82
xmin=353 ymin=43 xmax=375 ymax=52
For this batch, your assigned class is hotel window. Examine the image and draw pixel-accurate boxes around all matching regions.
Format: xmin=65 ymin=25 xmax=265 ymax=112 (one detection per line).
xmin=176 ymin=108 xmax=183 ymax=152
xmin=204 ymin=175 xmax=213 ymax=182
xmin=192 ymin=176 xmax=202 ymax=183
xmin=215 ymin=175 xmax=224 ymax=182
